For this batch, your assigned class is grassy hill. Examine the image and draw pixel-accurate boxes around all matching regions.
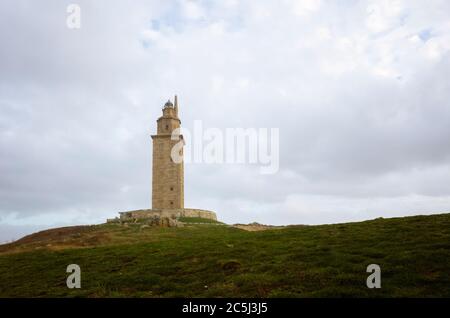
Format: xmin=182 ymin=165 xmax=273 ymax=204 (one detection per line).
xmin=0 ymin=213 xmax=449 ymax=297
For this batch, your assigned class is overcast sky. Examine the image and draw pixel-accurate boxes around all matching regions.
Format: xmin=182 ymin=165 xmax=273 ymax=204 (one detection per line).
xmin=1 ymin=0 xmax=450 ymax=242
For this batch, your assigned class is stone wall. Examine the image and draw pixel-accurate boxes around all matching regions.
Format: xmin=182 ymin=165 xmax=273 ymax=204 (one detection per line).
xmin=114 ymin=208 xmax=217 ymax=222
xmin=151 ymin=136 xmax=184 ymax=209
xmin=181 ymin=209 xmax=218 ymax=220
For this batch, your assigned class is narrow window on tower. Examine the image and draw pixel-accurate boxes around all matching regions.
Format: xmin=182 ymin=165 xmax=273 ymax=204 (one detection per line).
xmin=170 ymin=187 xmax=174 ymax=191
xmin=170 ymin=201 xmax=173 ymax=206
xmin=165 ymin=124 xmax=169 ymax=131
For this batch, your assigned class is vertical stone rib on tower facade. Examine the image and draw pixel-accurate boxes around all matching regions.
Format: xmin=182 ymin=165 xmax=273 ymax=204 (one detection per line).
xmin=151 ymin=97 xmax=184 ymax=209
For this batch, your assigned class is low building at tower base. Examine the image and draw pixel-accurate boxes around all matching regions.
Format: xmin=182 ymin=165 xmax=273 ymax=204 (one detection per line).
xmin=107 ymin=208 xmax=217 ymax=224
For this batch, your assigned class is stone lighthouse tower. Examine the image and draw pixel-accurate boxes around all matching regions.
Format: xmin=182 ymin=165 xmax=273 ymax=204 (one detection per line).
xmin=107 ymin=95 xmax=217 ymax=224
xmin=151 ymin=95 xmax=184 ymax=209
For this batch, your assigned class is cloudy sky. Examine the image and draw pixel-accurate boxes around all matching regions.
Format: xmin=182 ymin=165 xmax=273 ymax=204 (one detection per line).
xmin=1 ymin=0 xmax=450 ymax=242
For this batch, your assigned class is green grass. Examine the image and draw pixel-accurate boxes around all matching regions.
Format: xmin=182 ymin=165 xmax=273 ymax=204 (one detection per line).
xmin=0 ymin=213 xmax=449 ymax=297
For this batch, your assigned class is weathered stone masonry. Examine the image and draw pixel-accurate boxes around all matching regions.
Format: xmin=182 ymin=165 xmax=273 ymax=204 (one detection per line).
xmin=151 ymin=96 xmax=184 ymax=209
